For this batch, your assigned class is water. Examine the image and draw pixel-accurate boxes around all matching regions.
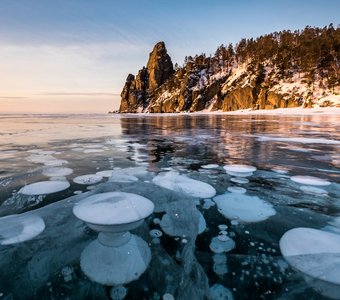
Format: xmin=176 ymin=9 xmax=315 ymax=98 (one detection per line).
xmin=0 ymin=113 xmax=339 ymax=299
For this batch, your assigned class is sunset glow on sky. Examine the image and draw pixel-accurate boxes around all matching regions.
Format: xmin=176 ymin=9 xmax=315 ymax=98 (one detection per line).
xmin=1 ymin=0 xmax=339 ymax=113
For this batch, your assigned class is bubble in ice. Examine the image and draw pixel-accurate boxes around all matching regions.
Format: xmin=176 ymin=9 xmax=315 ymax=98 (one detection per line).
xmin=160 ymin=210 xmax=206 ymax=237
xmin=149 ymin=229 xmax=163 ymax=238
xmin=223 ymin=164 xmax=256 ymax=177
xmin=44 ymin=159 xmax=68 ymax=167
xmin=290 ymin=175 xmax=331 ymax=186
xmin=214 ymin=193 xmax=276 ymax=223
xmin=83 ymin=149 xmax=104 ymax=153
xmin=0 ymin=214 xmax=45 ymax=245
xmin=299 ymin=185 xmax=328 ymax=196
xmin=280 ymin=227 xmax=340 ymax=285
xmin=227 ymin=186 xmax=246 ymax=194
xmin=73 ymin=174 xmax=103 ymax=185
xmin=73 ymin=192 xmax=154 ymax=225
xmin=152 ymin=171 xmax=216 ymax=199
xmin=19 ymin=180 xmax=70 ymax=195
xmin=109 ymin=175 xmax=139 ymax=183
xmin=209 ymin=235 xmax=235 ymax=254
xmin=96 ymin=170 xmax=114 ymax=177
xmin=162 ymin=293 xmax=175 ymax=300
xmin=202 ymin=198 xmax=215 ymax=209
xmin=209 ymin=284 xmax=234 ymax=300
xmin=42 ymin=167 xmax=73 ymax=177
xmin=201 ymin=164 xmax=219 ymax=169
xmin=110 ymin=285 xmax=127 ymax=300
xmin=26 ymin=154 xmax=57 ymax=164
xmin=218 ymin=224 xmax=228 ymax=231
xmin=230 ymin=177 xmax=249 ymax=184
xmin=61 ymin=266 xmax=74 ymax=282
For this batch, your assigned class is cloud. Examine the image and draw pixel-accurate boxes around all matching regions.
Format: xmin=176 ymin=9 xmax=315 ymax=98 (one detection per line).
xmin=0 ymin=96 xmax=27 ymax=99
xmin=38 ymin=92 xmax=120 ymax=96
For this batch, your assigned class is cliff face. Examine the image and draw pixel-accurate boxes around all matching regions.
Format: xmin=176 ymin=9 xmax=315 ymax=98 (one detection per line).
xmin=119 ymin=27 xmax=340 ymax=113
xmin=119 ymin=42 xmax=174 ymax=113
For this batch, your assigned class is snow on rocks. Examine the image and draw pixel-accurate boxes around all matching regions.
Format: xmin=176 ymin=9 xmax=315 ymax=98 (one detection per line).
xmin=73 ymin=174 xmax=103 ymax=185
xmin=291 ymin=175 xmax=331 ymax=186
xmin=19 ymin=181 xmax=70 ymax=195
xmin=152 ymin=171 xmax=216 ymax=199
xmin=0 ymin=214 xmax=45 ymax=245
xmin=223 ymin=164 xmax=256 ymax=177
xmin=280 ymin=227 xmax=340 ymax=285
xmin=213 ymin=193 xmax=276 ymax=223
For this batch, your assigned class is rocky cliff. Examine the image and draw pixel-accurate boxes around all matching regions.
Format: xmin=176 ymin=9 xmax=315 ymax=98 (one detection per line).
xmin=118 ymin=26 xmax=340 ymax=113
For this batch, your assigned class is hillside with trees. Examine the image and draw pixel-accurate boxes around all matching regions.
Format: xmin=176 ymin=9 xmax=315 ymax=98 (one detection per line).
xmin=119 ymin=25 xmax=340 ymax=113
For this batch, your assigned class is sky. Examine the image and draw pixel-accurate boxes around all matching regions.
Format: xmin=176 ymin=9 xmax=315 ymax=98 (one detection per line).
xmin=0 ymin=0 xmax=339 ymax=114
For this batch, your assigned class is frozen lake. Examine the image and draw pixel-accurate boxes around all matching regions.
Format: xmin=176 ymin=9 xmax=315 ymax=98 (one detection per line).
xmin=0 ymin=113 xmax=340 ymax=299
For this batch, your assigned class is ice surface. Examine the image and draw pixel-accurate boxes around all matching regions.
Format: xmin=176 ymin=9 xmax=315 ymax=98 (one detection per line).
xmin=214 ymin=193 xmax=276 ymax=223
xmin=109 ymin=174 xmax=139 ymax=183
xmin=0 ymin=214 xmax=45 ymax=245
xmin=42 ymin=167 xmax=73 ymax=177
xmin=291 ymin=175 xmax=331 ymax=186
xmin=43 ymin=159 xmax=68 ymax=167
xmin=256 ymin=136 xmax=340 ymax=145
xmin=19 ymin=181 xmax=70 ymax=195
xmin=73 ymin=192 xmax=154 ymax=225
xmin=152 ymin=171 xmax=216 ymax=199
xmin=280 ymin=227 xmax=340 ymax=285
xmin=73 ymin=174 xmax=103 ymax=185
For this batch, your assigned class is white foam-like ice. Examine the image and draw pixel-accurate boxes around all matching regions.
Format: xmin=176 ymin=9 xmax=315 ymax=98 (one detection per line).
xmin=224 ymin=164 xmax=257 ymax=177
xmin=73 ymin=174 xmax=103 ymax=185
xmin=42 ymin=167 xmax=73 ymax=177
xmin=0 ymin=215 xmax=45 ymax=245
xmin=280 ymin=227 xmax=340 ymax=285
xmin=19 ymin=181 xmax=70 ymax=195
xmin=291 ymin=175 xmax=331 ymax=186
xmin=73 ymin=192 xmax=154 ymax=225
xmin=214 ymin=193 xmax=276 ymax=223
xmin=152 ymin=171 xmax=216 ymax=199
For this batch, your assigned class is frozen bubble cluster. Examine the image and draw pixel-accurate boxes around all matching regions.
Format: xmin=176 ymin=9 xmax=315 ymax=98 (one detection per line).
xmin=73 ymin=174 xmax=103 ymax=185
xmin=19 ymin=180 xmax=70 ymax=195
xmin=201 ymin=164 xmax=219 ymax=169
xmin=223 ymin=164 xmax=256 ymax=177
xmin=230 ymin=177 xmax=249 ymax=184
xmin=73 ymin=192 xmax=154 ymax=226
xmin=214 ymin=193 xmax=276 ymax=223
xmin=290 ymin=175 xmax=331 ymax=186
xmin=152 ymin=171 xmax=216 ymax=199
xmin=280 ymin=228 xmax=340 ymax=287
xmin=0 ymin=214 xmax=45 ymax=245
xmin=299 ymin=185 xmax=328 ymax=196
